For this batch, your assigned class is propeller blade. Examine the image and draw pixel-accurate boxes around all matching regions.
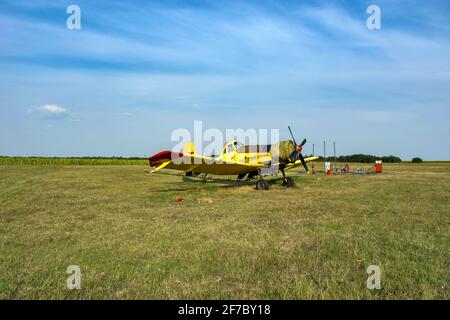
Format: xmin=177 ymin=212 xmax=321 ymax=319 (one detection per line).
xmin=299 ymin=153 xmax=309 ymax=172
xmin=287 ymin=126 xmax=297 ymax=146
xmin=287 ymin=126 xmax=308 ymax=172
xmin=299 ymin=138 xmax=307 ymax=147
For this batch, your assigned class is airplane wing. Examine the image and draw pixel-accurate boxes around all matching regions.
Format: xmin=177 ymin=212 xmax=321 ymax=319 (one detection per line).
xmin=149 ymin=151 xmax=264 ymax=175
xmin=284 ymin=156 xmax=320 ymax=171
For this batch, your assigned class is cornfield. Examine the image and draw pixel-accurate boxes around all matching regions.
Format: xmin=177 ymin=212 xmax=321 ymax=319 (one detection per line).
xmin=0 ymin=156 xmax=148 ymax=165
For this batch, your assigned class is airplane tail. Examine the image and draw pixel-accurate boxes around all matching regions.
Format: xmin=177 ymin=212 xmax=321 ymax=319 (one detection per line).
xmin=183 ymin=141 xmax=196 ymax=155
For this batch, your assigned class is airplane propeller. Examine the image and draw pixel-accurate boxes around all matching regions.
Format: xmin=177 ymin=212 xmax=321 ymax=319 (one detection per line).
xmin=288 ymin=126 xmax=309 ymax=172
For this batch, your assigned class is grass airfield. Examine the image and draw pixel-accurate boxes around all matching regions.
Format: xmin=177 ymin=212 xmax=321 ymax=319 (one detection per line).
xmin=0 ymin=162 xmax=448 ymax=299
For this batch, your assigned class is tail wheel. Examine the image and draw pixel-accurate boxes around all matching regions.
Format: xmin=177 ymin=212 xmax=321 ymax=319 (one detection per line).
xmin=186 ymin=172 xmax=199 ymax=177
xmin=256 ymin=179 xmax=270 ymax=190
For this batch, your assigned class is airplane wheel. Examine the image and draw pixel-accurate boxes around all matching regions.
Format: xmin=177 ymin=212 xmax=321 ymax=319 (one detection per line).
xmin=256 ymin=179 xmax=270 ymax=190
xmin=283 ymin=177 xmax=296 ymax=187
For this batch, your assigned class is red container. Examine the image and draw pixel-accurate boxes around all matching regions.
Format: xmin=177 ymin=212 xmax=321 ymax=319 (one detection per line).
xmin=375 ymin=161 xmax=382 ymax=173
xmin=175 ymin=197 xmax=183 ymax=203
xmin=325 ymin=162 xmax=333 ymax=175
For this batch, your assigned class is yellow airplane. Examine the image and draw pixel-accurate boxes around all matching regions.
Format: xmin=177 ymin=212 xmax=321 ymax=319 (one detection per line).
xmin=149 ymin=127 xmax=319 ymax=189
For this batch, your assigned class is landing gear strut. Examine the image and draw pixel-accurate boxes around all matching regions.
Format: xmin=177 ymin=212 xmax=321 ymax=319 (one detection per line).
xmin=281 ymin=168 xmax=296 ymax=187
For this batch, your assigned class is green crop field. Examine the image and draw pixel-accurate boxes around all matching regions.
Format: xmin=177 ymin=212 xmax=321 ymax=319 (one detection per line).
xmin=0 ymin=156 xmax=147 ymax=166
xmin=0 ymin=162 xmax=448 ymax=299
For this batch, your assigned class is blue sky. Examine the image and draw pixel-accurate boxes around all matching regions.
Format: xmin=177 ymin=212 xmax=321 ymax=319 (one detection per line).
xmin=0 ymin=0 xmax=449 ymax=159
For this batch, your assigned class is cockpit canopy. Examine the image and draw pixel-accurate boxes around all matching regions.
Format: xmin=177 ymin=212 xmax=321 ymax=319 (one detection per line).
xmin=222 ymin=140 xmax=243 ymax=154
xmin=222 ymin=140 xmax=271 ymax=154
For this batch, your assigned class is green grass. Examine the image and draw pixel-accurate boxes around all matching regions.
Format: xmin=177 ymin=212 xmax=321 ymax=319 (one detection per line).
xmin=0 ymin=162 xmax=448 ymax=299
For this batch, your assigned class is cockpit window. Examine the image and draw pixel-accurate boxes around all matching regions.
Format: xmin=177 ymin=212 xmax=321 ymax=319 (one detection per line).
xmin=227 ymin=144 xmax=235 ymax=153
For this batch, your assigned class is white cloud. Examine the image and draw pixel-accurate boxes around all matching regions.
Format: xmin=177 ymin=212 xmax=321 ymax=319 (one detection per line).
xmin=27 ymin=104 xmax=72 ymax=119
xmin=38 ymin=104 xmax=69 ymax=114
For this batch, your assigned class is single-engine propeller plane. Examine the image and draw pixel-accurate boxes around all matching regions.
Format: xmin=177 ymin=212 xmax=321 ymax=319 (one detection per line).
xmin=149 ymin=127 xmax=318 ymax=189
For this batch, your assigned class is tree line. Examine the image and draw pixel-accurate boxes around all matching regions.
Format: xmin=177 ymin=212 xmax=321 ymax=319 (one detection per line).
xmin=308 ymin=154 xmax=402 ymax=163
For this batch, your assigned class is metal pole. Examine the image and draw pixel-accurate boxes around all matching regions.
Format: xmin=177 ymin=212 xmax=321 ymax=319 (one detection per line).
xmin=312 ymin=144 xmax=315 ymax=156
xmin=333 ymin=141 xmax=336 ymax=173
xmin=323 ymin=140 xmax=326 ymax=173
